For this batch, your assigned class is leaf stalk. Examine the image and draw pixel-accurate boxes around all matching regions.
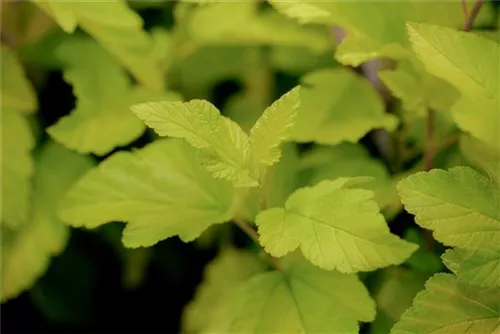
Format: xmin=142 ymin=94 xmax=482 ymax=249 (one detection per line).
xmin=232 ymin=219 xmax=282 ymax=271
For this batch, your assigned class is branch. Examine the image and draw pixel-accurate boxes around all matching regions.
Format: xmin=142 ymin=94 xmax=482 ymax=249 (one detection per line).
xmin=232 ymin=219 xmax=282 ymax=271
xmin=462 ymin=0 xmax=485 ymax=31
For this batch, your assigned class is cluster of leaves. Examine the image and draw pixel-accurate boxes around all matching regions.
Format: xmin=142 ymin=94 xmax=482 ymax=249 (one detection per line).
xmin=1 ymin=0 xmax=499 ymax=333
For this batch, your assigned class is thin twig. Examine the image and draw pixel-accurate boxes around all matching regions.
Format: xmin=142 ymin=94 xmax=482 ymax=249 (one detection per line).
xmin=232 ymin=219 xmax=282 ymax=271
xmin=233 ymin=219 xmax=261 ymax=244
xmin=461 ymin=0 xmax=469 ymax=24
xmin=463 ymin=0 xmax=485 ymax=31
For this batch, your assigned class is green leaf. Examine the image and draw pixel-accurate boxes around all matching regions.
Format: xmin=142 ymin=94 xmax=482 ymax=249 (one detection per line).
xmin=256 ymin=178 xmax=417 ymax=272
xmin=442 ymin=248 xmax=500 ymax=288
xmin=391 ymin=274 xmax=500 ymax=334
xmin=170 ymin=46 xmax=249 ymax=99
xmin=0 ymin=45 xmax=37 ymax=114
xmin=1 ymin=109 xmax=35 ymax=229
xmin=182 ymin=247 xmax=265 ymax=334
xmin=128 ymin=0 xmax=166 ymax=10
xmin=230 ymin=258 xmax=375 ymax=333
xmin=269 ymin=45 xmax=334 ymax=76
xmin=186 ymin=2 xmax=331 ymax=51
xmin=379 ymin=70 xmax=457 ymax=120
xmin=249 ymin=86 xmax=300 ymax=167
xmin=131 ymin=100 xmax=255 ymax=187
xmin=381 ymin=70 xmax=423 ymax=114
xmin=30 ymin=244 xmax=96 ymax=324
xmin=406 ymin=107 xmax=457 ymax=153
xmin=298 ymin=143 xmax=396 ymax=209
xmin=408 ymin=23 xmax=498 ymax=102
xmin=47 ymin=38 xmax=180 ymax=156
xmin=119 ymin=248 xmax=151 ymax=289
xmin=397 ymin=166 xmax=500 ymax=251
xmin=335 ymin=35 xmax=410 ymax=67
xmin=407 ymin=22 xmax=500 ymax=149
xmin=371 ymin=267 xmax=427 ymax=334
xmin=97 ymin=223 xmax=152 ymax=290
xmin=18 ymin=29 xmax=71 ymax=70
xmin=223 ymin=91 xmax=263 ymax=133
xmin=403 ymin=228 xmax=443 ymax=275
xmin=33 ymin=0 xmax=164 ymax=91
xmin=268 ymin=1 xmax=333 ymax=25
xmin=270 ymin=46 xmax=335 ymax=75
xmin=263 ymin=143 xmax=300 ymax=209
xmin=475 ymin=29 xmax=500 ymax=43
xmin=291 ymin=69 xmax=398 ymax=145
xmin=231 ymin=143 xmax=300 ymax=224
xmin=150 ymin=27 xmax=174 ymax=73
xmin=58 ymin=139 xmax=235 ymax=248
xmin=271 ymin=2 xmax=404 ymax=42
xmin=460 ymin=134 xmax=500 ymax=184
xmin=271 ymin=1 xmax=494 ymax=66
xmin=1 ymin=141 xmax=93 ymax=301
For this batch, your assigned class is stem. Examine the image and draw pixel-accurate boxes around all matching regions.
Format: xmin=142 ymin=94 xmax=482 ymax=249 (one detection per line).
xmin=422 ymin=108 xmax=435 ymax=249
xmin=243 ymin=46 xmax=274 ymax=204
xmin=424 ymin=109 xmax=434 ymax=172
xmin=462 ymin=0 xmax=485 ymax=31
xmin=244 ymin=46 xmax=273 ymax=111
xmin=232 ymin=219 xmax=282 ymax=271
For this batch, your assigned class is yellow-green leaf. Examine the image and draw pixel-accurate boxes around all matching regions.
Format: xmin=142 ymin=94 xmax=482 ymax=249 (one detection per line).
xmin=182 ymin=247 xmax=265 ymax=334
xmin=1 ymin=141 xmax=93 ymax=301
xmin=230 ymin=258 xmax=375 ymax=333
xmin=407 ymin=22 xmax=500 ymax=149
xmin=392 ymin=274 xmax=500 ymax=334
xmin=131 ymin=99 xmax=255 ymax=187
xmin=291 ymin=68 xmax=398 ymax=145
xmin=256 ymin=178 xmax=417 ymax=272
xmin=299 ymin=143 xmax=396 ymax=209
xmin=33 ymin=0 xmax=164 ymax=91
xmin=59 ymin=139 xmax=235 ymax=248
xmin=1 ymin=109 xmax=34 ymax=229
xmin=0 ymin=45 xmax=37 ymax=114
xmin=442 ymin=248 xmax=500 ymax=288
xmin=371 ymin=267 xmax=427 ymax=334
xmin=186 ymin=1 xmax=331 ymax=51
xmin=47 ymin=38 xmax=180 ymax=156
xmin=249 ymin=86 xmax=301 ymax=166
xmin=398 ymin=167 xmax=500 ymax=250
